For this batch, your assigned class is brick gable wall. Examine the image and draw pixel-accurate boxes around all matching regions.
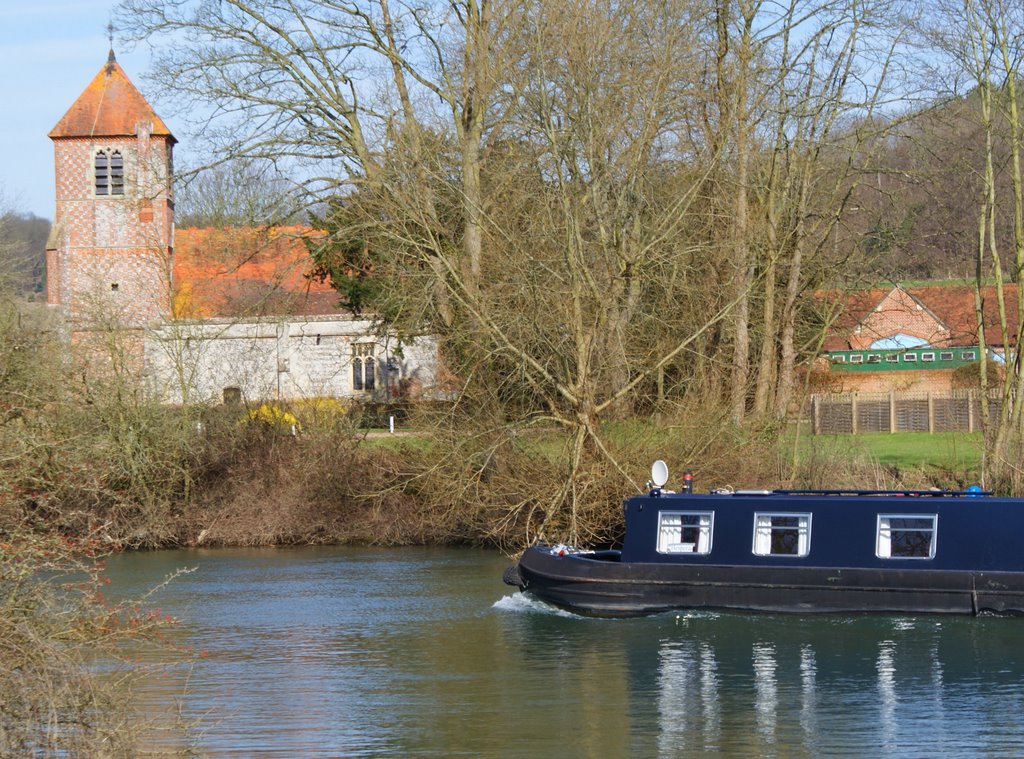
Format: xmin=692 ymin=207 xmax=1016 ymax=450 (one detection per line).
xmin=848 ymin=288 xmax=950 ymax=350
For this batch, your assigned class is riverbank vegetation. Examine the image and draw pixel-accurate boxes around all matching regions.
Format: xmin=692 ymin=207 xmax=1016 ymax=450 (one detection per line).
xmin=0 ymin=312 xmax=965 ymax=553
xmin=0 ymin=271 xmax=982 ymax=552
xmin=0 ymin=527 xmax=184 ymax=755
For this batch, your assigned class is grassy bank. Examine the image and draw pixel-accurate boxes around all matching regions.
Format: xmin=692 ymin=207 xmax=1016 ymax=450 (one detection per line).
xmin=817 ymin=431 xmax=982 ymax=469
xmin=788 ymin=431 xmax=984 ymax=487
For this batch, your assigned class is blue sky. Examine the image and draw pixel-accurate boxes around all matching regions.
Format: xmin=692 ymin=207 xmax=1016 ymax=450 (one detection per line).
xmin=0 ymin=0 xmax=172 ymax=219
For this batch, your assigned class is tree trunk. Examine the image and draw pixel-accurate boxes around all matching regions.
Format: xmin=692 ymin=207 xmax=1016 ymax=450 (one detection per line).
xmin=728 ymin=5 xmax=755 ymax=425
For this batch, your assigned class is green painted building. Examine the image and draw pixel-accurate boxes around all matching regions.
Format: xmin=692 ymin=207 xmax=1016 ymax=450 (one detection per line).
xmin=827 ymin=347 xmax=981 ymax=372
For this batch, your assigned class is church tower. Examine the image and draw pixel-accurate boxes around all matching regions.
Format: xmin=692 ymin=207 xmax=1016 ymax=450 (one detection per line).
xmin=46 ymin=50 xmax=175 ymax=337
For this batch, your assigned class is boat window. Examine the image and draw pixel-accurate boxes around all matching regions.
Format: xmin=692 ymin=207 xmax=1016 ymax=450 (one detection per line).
xmin=753 ymin=513 xmax=811 ymax=557
xmin=877 ymin=515 xmax=937 ymax=559
xmin=657 ymin=511 xmax=713 ymax=554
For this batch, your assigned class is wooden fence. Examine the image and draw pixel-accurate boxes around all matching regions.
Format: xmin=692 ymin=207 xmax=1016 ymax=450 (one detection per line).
xmin=808 ymin=390 xmax=1002 ymax=434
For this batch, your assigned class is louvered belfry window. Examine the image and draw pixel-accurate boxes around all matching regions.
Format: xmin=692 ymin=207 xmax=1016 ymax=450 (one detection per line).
xmin=95 ymin=150 xmax=125 ymax=196
xmin=110 ymin=151 xmax=124 ymax=195
xmin=95 ymin=151 xmax=109 ymax=195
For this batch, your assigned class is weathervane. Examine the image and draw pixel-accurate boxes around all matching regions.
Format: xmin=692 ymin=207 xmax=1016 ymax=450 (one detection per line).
xmin=107 ymin=21 xmax=116 ymax=63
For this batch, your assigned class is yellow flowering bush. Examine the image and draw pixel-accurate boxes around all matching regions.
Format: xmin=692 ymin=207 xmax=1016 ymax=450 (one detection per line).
xmin=292 ymin=397 xmax=349 ymax=429
xmin=245 ymin=403 xmax=299 ymax=433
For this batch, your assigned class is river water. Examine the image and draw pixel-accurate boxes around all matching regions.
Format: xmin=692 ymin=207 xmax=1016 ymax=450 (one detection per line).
xmin=106 ymin=546 xmax=1024 ymax=758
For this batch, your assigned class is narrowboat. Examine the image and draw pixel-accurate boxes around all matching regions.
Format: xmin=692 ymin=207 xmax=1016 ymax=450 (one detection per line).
xmin=502 ymin=461 xmax=1024 ymax=617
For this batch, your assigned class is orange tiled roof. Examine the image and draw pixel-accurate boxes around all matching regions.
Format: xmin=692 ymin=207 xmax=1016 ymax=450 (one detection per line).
xmin=172 ymin=226 xmax=344 ymax=319
xmin=49 ymin=51 xmax=175 ymax=141
xmin=821 ymin=284 xmax=1020 ymax=351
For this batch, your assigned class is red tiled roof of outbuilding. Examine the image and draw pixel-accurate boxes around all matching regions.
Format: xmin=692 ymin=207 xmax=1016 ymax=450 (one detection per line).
xmin=820 ymin=284 xmax=1020 ymax=351
xmin=922 ymin=284 xmax=1020 ymax=346
xmin=49 ymin=51 xmax=175 ymax=141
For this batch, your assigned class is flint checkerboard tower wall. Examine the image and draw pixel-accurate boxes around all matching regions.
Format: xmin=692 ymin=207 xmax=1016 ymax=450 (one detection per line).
xmin=46 ymin=50 xmax=175 ymax=366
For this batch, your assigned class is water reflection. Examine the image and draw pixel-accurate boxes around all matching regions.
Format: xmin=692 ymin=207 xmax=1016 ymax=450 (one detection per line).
xmin=877 ymin=639 xmax=897 ymax=748
xmin=752 ymin=642 xmax=777 ymax=747
xmin=798 ymin=644 xmax=816 ymax=745
xmin=104 ymin=549 xmax=1024 ymax=758
xmin=505 ymin=605 xmax=1024 ymax=759
xmin=699 ymin=642 xmax=720 ymax=750
xmin=655 ymin=640 xmax=692 ymax=755
xmin=643 ymin=614 xmax=1024 ymax=758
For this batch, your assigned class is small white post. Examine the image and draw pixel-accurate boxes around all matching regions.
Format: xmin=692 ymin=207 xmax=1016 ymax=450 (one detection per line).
xmin=389 ymin=415 xmax=395 ymax=434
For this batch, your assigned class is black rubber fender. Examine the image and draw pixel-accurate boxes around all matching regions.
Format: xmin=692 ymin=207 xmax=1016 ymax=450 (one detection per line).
xmin=502 ymin=563 xmax=523 ymax=588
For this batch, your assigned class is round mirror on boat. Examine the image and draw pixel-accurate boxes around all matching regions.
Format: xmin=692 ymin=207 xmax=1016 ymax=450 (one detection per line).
xmin=651 ymin=460 xmax=669 ymax=488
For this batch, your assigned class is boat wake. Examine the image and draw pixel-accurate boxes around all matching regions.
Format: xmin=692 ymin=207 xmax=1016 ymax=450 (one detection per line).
xmin=493 ymin=592 xmax=581 ymax=618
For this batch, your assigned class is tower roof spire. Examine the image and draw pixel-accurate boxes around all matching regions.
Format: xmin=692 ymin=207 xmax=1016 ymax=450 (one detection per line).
xmin=49 ymin=52 xmax=175 ymax=142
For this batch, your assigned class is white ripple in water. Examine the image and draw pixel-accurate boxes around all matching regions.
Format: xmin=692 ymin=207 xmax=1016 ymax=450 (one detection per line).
xmin=492 ymin=592 xmax=580 ymax=617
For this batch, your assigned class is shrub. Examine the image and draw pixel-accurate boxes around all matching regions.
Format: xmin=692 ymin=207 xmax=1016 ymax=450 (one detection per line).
xmin=245 ymin=403 xmax=299 ymax=433
xmin=291 ymin=397 xmax=350 ymax=433
xmin=952 ymin=360 xmax=1003 ymax=389
xmin=0 ymin=526 xmax=183 ymax=754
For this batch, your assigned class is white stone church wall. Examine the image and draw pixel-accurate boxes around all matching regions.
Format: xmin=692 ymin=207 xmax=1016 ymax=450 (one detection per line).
xmin=144 ymin=316 xmax=438 ymax=405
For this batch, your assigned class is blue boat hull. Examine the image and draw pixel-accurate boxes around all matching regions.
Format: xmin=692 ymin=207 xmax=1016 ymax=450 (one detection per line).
xmin=509 ymin=546 xmax=1024 ymax=617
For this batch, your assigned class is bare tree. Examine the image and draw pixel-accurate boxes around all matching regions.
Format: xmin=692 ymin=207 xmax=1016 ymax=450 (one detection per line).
xmin=119 ymin=0 xmax=914 ymax=536
xmin=920 ymin=0 xmax=1024 ymax=491
xmin=0 ymin=188 xmax=49 ymax=298
xmin=699 ymin=0 xmax=909 ymax=422
xmin=120 ymin=0 xmax=515 ymax=327
xmin=175 ymin=158 xmax=300 ymax=227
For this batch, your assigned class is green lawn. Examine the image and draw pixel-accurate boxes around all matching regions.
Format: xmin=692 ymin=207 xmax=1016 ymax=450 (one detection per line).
xmin=361 ymin=420 xmax=985 ymax=480
xmin=797 ymin=431 xmax=983 ymax=470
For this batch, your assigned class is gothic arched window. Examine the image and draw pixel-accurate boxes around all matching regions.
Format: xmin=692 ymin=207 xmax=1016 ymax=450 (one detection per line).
xmin=352 ymin=343 xmax=376 ymax=392
xmin=352 ymin=357 xmax=364 ymax=391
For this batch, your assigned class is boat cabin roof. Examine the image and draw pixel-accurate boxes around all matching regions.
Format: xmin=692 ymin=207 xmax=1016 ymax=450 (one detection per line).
xmin=621 ymin=487 xmax=1024 ymax=572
